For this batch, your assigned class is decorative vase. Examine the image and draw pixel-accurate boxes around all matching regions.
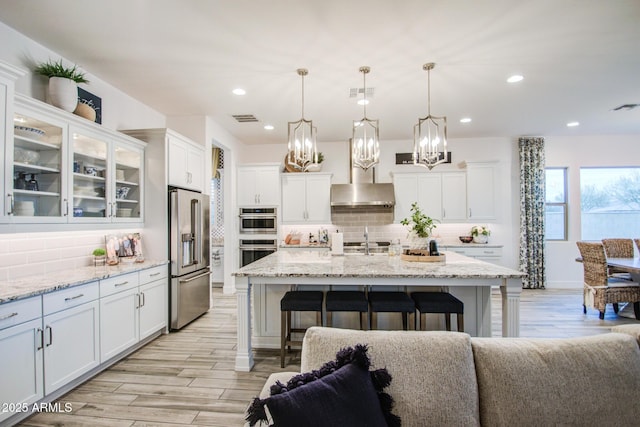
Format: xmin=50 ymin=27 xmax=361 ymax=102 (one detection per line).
xmin=47 ymin=77 xmax=78 ymax=112
xmin=93 ymin=255 xmax=106 ymax=267
xmin=305 ymin=163 xmax=322 ymax=172
xmin=74 ymin=101 xmax=96 ymax=122
xmin=473 ymin=235 xmax=489 ymax=244
xmin=408 ymin=232 xmax=430 ymax=249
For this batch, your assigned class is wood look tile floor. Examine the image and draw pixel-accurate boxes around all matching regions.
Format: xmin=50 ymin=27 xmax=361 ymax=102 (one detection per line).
xmin=18 ymin=287 xmax=639 ymax=427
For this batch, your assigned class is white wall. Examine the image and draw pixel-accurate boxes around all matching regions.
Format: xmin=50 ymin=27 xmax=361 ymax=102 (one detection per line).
xmin=0 ymin=22 xmax=166 ymax=130
xmin=545 ymin=134 xmax=640 ymax=288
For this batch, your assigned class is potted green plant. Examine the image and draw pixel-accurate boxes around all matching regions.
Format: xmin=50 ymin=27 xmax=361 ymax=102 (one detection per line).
xmin=34 ymin=59 xmax=89 ymax=112
xmin=92 ymin=247 xmax=106 ymax=266
xmin=401 ymin=202 xmax=438 ymax=248
xmin=470 ymin=225 xmax=491 ymax=243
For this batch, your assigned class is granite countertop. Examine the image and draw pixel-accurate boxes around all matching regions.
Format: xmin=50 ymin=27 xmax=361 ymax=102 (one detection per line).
xmin=0 ymin=259 xmax=169 ymax=304
xmin=233 ymin=250 xmax=523 ymax=279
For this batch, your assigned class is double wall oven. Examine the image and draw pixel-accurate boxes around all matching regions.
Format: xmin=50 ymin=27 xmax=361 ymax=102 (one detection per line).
xmin=239 ymin=207 xmax=278 ymax=267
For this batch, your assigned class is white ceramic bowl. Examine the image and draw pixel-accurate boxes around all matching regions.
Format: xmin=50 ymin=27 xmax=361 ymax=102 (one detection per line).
xmin=14 ymin=125 xmax=46 ymax=140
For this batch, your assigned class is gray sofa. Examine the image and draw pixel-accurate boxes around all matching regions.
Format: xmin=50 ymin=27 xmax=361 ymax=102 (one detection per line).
xmin=259 ymin=325 xmax=640 ymax=426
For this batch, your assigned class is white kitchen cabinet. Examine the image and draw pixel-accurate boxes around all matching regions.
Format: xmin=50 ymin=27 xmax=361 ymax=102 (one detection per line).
xmin=100 ymin=267 xmax=167 ymax=362
xmin=393 ymin=172 xmax=461 ymax=222
xmin=3 ymin=94 xmax=146 ymax=225
xmin=441 ymin=172 xmax=467 ymax=222
xmin=281 ymin=173 xmax=331 ymax=224
xmin=43 ymin=300 xmax=100 ymax=394
xmin=168 ymin=132 xmax=205 ymax=192
xmin=138 ymin=266 xmax=168 ymax=340
xmin=466 ymin=162 xmax=497 ymax=221
xmin=0 ymin=62 xmax=26 ymax=221
xmin=0 ymin=297 xmax=43 ymax=424
xmin=446 ymin=246 xmax=502 ymax=263
xmin=237 ymin=164 xmax=280 ymax=206
xmin=68 ymin=125 xmax=144 ymax=223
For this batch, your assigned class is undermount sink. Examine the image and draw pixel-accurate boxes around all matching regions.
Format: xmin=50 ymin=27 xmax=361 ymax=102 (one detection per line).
xmin=343 ymin=241 xmax=390 ymax=253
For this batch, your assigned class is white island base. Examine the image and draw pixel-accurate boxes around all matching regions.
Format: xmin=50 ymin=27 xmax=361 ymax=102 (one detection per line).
xmin=233 ymin=251 xmax=525 ymax=372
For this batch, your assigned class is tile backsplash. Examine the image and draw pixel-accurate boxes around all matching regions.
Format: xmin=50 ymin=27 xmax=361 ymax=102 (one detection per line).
xmin=283 ymin=206 xmax=492 ymax=246
xmin=0 ymin=229 xmax=142 ymax=281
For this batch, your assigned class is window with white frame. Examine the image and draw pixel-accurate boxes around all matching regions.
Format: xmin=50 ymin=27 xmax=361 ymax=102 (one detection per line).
xmin=580 ymin=167 xmax=640 ymax=240
xmin=545 ymin=168 xmax=568 ymax=240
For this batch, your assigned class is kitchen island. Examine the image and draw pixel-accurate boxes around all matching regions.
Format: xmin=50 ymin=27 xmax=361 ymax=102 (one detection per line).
xmin=233 ymin=250 xmax=525 ymax=371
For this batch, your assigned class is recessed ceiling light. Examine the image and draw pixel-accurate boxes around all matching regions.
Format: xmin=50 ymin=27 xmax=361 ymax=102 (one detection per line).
xmin=264 ymin=124 xmax=274 ymax=130
xmin=460 ymin=117 xmax=472 ymax=123
xmin=507 ymin=75 xmax=524 ymax=83
xmin=357 ymin=99 xmax=369 ymax=106
xmin=567 ymin=121 xmax=579 ymax=127
xmin=232 ymin=88 xmax=246 ymax=96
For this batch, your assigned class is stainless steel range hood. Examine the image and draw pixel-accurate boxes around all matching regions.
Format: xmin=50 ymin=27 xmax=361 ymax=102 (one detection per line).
xmin=330 ymin=139 xmax=395 ymax=207
xmin=330 ymin=183 xmax=395 ymax=207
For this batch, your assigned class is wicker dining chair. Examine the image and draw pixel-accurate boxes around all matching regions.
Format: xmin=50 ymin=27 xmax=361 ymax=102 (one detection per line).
xmin=602 ymin=238 xmax=634 ymax=280
xmin=576 ymin=241 xmax=640 ymax=320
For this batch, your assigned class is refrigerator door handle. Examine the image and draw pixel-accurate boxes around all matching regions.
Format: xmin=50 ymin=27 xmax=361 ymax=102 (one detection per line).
xmin=179 ymin=270 xmax=212 ymax=283
xmin=191 ymin=198 xmax=201 ymax=267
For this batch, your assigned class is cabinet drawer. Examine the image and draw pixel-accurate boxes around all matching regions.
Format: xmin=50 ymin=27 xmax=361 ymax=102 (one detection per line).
xmin=451 ymin=247 xmax=503 ymax=258
xmin=100 ymin=272 xmax=139 ymax=297
xmin=139 ymin=265 xmax=168 ymax=285
xmin=43 ymin=282 xmax=99 ymax=316
xmin=0 ymin=296 xmax=42 ymax=331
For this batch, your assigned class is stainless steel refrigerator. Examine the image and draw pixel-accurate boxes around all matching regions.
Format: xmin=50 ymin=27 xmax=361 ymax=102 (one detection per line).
xmin=169 ymin=187 xmax=211 ymax=330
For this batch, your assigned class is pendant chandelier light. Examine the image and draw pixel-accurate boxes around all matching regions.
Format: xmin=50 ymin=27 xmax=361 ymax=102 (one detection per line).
xmin=352 ymin=66 xmax=380 ymax=171
xmin=287 ymin=68 xmax=318 ymax=171
xmin=413 ymin=62 xmax=448 ymax=170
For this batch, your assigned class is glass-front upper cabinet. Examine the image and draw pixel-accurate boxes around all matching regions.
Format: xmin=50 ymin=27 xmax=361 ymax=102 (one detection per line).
xmin=69 ymin=127 xmax=109 ymax=221
xmin=11 ymin=107 xmax=67 ymax=221
xmin=113 ymin=140 xmax=143 ymax=221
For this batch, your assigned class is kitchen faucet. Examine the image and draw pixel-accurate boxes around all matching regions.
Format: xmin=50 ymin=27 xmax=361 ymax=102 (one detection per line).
xmin=364 ymin=225 xmax=370 ymax=255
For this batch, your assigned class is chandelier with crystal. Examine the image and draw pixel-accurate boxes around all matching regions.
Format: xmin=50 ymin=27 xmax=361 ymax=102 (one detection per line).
xmin=352 ymin=66 xmax=379 ymax=171
xmin=413 ymin=62 xmax=448 ymax=170
xmin=286 ymin=68 xmax=318 ymax=171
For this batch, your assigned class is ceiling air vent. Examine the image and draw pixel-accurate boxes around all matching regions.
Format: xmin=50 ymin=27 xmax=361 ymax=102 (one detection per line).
xmin=612 ymin=104 xmax=640 ymax=111
xmin=232 ymin=114 xmax=259 ymax=123
xmin=349 ymin=87 xmax=375 ymax=98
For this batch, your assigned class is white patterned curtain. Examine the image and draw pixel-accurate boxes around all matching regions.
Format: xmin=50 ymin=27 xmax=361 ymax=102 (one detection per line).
xmin=519 ymin=137 xmax=546 ymax=289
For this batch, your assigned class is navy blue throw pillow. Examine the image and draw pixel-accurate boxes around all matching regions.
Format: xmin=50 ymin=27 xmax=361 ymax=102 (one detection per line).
xmin=246 ymin=344 xmax=400 ymax=427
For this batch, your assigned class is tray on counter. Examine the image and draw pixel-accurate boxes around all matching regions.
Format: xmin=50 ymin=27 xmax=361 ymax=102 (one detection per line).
xmin=401 ymin=249 xmax=446 ymax=263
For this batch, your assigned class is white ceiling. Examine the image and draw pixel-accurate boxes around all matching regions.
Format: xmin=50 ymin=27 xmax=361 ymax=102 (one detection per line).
xmin=0 ymin=0 xmax=639 ymax=145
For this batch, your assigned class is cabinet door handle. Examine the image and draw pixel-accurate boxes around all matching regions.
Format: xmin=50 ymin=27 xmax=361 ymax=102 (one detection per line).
xmin=7 ymin=193 xmax=14 ymax=215
xmin=0 ymin=312 xmax=18 ymax=321
xmin=469 ymin=208 xmax=472 ymax=217
xmin=140 ymin=292 xmax=145 ymax=307
xmin=64 ymin=198 xmax=69 ymax=216
xmin=135 ymin=293 xmax=140 ymax=309
xmin=115 ymin=281 xmax=129 ymax=287
xmin=45 ymin=325 xmax=53 ymax=347
xmin=64 ymin=293 xmax=84 ymax=301
xmin=37 ymin=328 xmax=44 ymax=351
xmin=443 ymin=208 xmax=446 ymax=218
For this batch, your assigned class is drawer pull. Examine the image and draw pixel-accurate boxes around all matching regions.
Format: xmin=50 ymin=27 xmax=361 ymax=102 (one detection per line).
xmin=64 ymin=293 xmax=85 ymax=301
xmin=483 ymin=251 xmax=494 ymax=254
xmin=149 ymin=272 xmax=161 ymax=277
xmin=115 ymin=281 xmax=129 ymax=287
xmin=0 ymin=312 xmax=18 ymax=321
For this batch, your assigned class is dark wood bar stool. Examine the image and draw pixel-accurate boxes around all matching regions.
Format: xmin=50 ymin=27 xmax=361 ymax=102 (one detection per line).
xmin=280 ymin=290 xmax=324 ymax=368
xmin=325 ymin=289 xmax=369 ymax=330
xmin=411 ymin=292 xmax=464 ymax=331
xmin=368 ymin=290 xmax=415 ymax=330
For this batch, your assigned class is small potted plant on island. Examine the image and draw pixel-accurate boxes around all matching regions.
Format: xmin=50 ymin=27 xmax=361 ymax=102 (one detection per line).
xmin=401 ymin=202 xmax=438 ymax=249
xmin=34 ymin=58 xmax=89 ymax=113
xmin=470 ymin=225 xmax=491 ymax=244
xmin=92 ymin=248 xmax=106 ymax=266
